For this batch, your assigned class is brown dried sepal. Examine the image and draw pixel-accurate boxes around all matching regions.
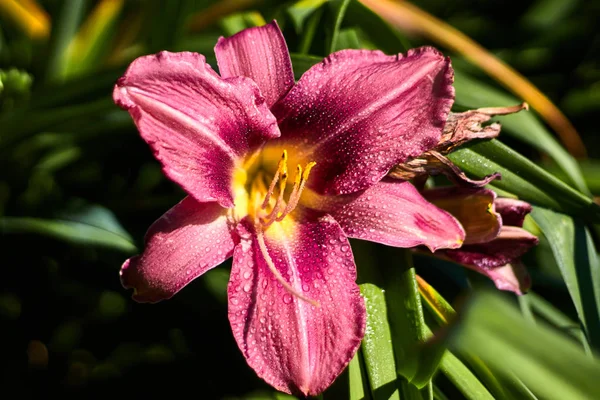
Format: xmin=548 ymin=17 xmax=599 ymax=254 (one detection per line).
xmin=390 ymin=103 xmax=528 ymax=186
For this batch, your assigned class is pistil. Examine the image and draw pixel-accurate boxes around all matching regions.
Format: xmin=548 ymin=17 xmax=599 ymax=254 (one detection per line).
xmin=251 ymin=150 xmax=319 ymax=306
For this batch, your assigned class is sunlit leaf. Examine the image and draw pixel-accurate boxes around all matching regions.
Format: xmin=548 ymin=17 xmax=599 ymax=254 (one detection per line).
xmin=438 ymin=351 xmax=494 ymax=400
xmin=348 ymin=351 xmax=370 ymax=400
xmin=359 ymin=283 xmax=401 ymax=400
xmin=449 ymin=291 xmax=600 ymax=400
xmin=448 ymin=140 xmax=599 ymax=221
xmin=379 ymin=250 xmax=425 ymax=382
xmin=44 ymin=0 xmax=88 ymax=83
xmin=0 ymin=0 xmax=50 ymax=39
xmin=62 ymin=0 xmax=124 ymax=79
xmin=531 ymin=207 xmax=600 ymax=348
xmin=527 ymin=292 xmax=591 ymax=353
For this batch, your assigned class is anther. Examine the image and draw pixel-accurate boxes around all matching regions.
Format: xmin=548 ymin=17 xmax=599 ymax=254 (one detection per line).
xmin=262 ymin=150 xmax=288 ymax=210
xmin=276 ymin=161 xmax=316 ymax=222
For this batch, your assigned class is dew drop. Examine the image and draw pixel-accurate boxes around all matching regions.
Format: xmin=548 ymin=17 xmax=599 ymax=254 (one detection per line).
xmin=283 ymin=294 xmax=292 ymax=304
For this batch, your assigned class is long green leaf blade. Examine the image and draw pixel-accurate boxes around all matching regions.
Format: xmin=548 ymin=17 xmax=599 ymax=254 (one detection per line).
xmin=449 ymin=292 xmax=600 ymax=400
xmin=1 ymin=217 xmax=137 ymax=253
xmin=531 ymin=207 xmax=600 ymax=348
xmin=359 ymin=283 xmax=400 ymax=400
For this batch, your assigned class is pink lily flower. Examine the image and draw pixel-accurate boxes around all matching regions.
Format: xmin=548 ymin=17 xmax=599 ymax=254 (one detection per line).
xmin=114 ymin=21 xmax=465 ymax=395
xmin=423 ymin=187 xmax=539 ymax=294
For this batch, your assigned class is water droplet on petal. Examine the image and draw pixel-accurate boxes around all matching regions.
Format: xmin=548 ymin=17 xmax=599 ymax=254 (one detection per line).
xmin=283 ymin=294 xmax=292 ymax=304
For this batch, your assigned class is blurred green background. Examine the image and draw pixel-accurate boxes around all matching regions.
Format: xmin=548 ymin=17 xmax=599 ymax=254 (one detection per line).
xmin=1 ymin=0 xmax=599 ymax=398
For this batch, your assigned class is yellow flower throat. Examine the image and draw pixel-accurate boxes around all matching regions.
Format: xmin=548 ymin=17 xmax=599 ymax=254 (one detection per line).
xmin=231 ymin=148 xmax=319 ymax=307
xmin=232 ymin=149 xmax=316 ymax=228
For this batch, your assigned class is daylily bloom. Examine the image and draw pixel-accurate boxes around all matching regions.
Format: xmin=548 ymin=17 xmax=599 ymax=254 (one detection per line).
xmin=114 ymin=21 xmax=466 ymax=395
xmin=423 ymin=187 xmax=539 ymax=294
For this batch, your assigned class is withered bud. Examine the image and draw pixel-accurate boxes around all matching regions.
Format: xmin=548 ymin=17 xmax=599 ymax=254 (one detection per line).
xmin=390 ymin=103 xmax=528 ymax=186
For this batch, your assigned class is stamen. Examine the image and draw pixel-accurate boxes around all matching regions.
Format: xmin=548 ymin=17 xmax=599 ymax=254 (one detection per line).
xmin=263 ymin=164 xmax=288 ymax=223
xmin=255 ymin=223 xmax=320 ymax=307
xmin=276 ymin=161 xmax=316 ymax=222
xmin=261 ymin=150 xmax=288 ymax=210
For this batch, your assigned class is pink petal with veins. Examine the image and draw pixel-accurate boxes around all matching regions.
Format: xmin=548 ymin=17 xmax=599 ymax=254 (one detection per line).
xmin=215 ymin=21 xmax=294 ymax=108
xmin=114 ymin=51 xmax=280 ymax=207
xmin=303 ymin=180 xmax=465 ymax=252
xmin=272 ymin=47 xmax=454 ymax=195
xmin=121 ymin=197 xmax=237 ymax=303
xmin=228 ymin=214 xmax=365 ymax=396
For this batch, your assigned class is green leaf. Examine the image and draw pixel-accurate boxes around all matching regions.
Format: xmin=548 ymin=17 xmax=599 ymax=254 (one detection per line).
xmin=325 ymin=0 xmax=351 ymax=54
xmin=58 ymin=203 xmax=133 ymax=241
xmin=527 ymin=292 xmax=591 ymax=353
xmin=378 ymin=250 xmax=425 ymax=382
xmin=418 ymin=277 xmax=510 ymax=399
xmin=0 ymin=217 xmax=137 ymax=253
xmin=447 ymin=140 xmax=600 ymax=221
xmin=286 ymin=0 xmax=327 ymax=34
xmin=438 ymin=351 xmax=495 ymax=400
xmin=359 ymin=283 xmax=401 ymax=400
xmin=348 ymin=351 xmax=370 ymax=400
xmin=31 ymin=67 xmax=124 ymax=109
xmin=297 ymin=5 xmax=324 ymax=54
xmin=144 ymin=0 xmax=194 ymax=52
xmin=343 ymin=0 xmax=411 ymax=53
xmin=335 ymin=28 xmax=362 ymax=50
xmin=544 ymin=159 xmax=600 ymax=195
xmin=453 ymin=69 xmax=590 ymax=195
xmin=44 ymin=0 xmax=88 ymax=83
xmin=449 ymin=291 xmax=600 ymax=400
xmin=417 ymin=275 xmax=456 ymax=325
xmin=290 ymin=53 xmax=321 ymax=80
xmin=1 ymin=98 xmax=114 ymax=149
xmin=61 ymin=0 xmax=124 ymax=79
xmin=531 ymin=207 xmax=600 ymax=348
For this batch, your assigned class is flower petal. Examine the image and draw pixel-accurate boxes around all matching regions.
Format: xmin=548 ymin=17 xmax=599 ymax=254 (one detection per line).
xmin=215 ymin=21 xmax=294 ymax=108
xmin=494 ymin=198 xmax=532 ymax=227
xmin=303 ymin=180 xmax=465 ymax=251
xmin=121 ymin=197 xmax=237 ymax=303
xmin=272 ymin=47 xmax=454 ymax=195
xmin=471 ymin=262 xmax=531 ymax=295
xmin=228 ymin=214 xmax=366 ymax=396
xmin=443 ymin=226 xmax=539 ymax=270
xmin=423 ymin=187 xmax=501 ymax=244
xmin=114 ymin=51 xmax=280 ymax=207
